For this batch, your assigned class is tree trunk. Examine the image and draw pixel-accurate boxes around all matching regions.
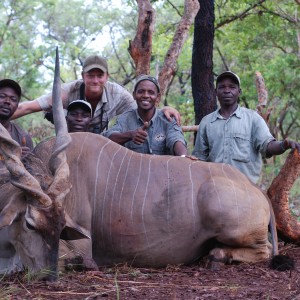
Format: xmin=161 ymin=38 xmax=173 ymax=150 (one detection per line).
xmin=128 ymin=0 xmax=155 ymax=75
xmin=267 ymin=150 xmax=300 ymax=245
xmin=192 ymin=0 xmax=216 ymax=127
xmin=159 ymin=0 xmax=200 ymax=99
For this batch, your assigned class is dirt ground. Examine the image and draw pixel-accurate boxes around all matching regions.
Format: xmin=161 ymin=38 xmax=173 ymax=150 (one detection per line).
xmin=1 ymin=243 xmax=300 ymax=300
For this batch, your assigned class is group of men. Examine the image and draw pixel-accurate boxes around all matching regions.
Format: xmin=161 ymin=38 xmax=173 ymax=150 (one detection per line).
xmin=1 ymin=54 xmax=299 ymax=184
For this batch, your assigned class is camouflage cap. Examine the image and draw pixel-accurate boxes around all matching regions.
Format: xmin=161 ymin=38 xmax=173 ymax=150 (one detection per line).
xmin=134 ymin=75 xmax=160 ymax=93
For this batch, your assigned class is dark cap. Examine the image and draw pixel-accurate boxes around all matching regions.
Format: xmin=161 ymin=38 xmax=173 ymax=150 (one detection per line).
xmin=0 ymin=79 xmax=22 ymax=97
xmin=216 ymin=71 xmax=241 ymax=86
xmin=67 ymin=100 xmax=92 ymax=116
xmin=82 ymin=55 xmax=108 ymax=73
xmin=134 ymin=75 xmax=160 ymax=93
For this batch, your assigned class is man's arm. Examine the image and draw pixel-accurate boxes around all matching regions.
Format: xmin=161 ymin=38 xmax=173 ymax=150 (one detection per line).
xmin=161 ymin=106 xmax=181 ymax=126
xmin=164 ymin=115 xmax=187 ymax=156
xmin=173 ymin=141 xmax=188 ymax=156
xmin=13 ymin=91 xmax=56 ymax=120
xmin=192 ymin=121 xmax=209 ymax=160
xmin=12 ymin=100 xmax=43 ymax=119
xmin=267 ymin=139 xmax=300 ymax=156
xmin=12 ymin=81 xmax=75 ymax=120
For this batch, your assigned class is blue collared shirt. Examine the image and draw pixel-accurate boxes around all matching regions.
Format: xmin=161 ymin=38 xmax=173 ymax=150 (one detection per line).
xmin=192 ymin=105 xmax=275 ymax=183
xmin=103 ymin=109 xmax=186 ymax=155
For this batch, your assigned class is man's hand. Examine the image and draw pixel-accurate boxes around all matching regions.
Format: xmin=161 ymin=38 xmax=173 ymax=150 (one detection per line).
xmin=20 ymin=137 xmax=31 ymax=159
xmin=161 ymin=106 xmax=181 ymax=126
xmin=21 ymin=146 xmax=31 ymax=159
xmin=180 ymin=155 xmax=199 ymax=161
xmin=132 ymin=122 xmax=149 ymax=145
xmin=284 ymin=139 xmax=300 ymax=154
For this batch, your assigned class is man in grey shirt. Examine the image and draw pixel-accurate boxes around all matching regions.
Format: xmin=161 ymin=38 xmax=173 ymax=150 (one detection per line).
xmin=103 ymin=75 xmax=187 ymax=156
xmin=192 ymin=71 xmax=300 ymax=184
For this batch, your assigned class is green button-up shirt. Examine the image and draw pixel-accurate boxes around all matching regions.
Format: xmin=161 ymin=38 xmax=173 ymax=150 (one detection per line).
xmin=192 ymin=105 xmax=275 ymax=183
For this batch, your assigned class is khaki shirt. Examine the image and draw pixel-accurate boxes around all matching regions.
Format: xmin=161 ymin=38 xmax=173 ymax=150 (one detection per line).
xmin=37 ymin=79 xmax=136 ymax=134
xmin=192 ymin=105 xmax=275 ymax=183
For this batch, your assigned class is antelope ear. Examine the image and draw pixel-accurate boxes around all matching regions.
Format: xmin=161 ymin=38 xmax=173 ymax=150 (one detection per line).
xmin=0 ymin=200 xmax=23 ymax=229
xmin=0 ymin=208 xmax=18 ymax=229
xmin=60 ymin=212 xmax=90 ymax=240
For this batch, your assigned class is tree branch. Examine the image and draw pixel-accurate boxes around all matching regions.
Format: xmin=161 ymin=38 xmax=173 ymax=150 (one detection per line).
xmin=159 ymin=0 xmax=200 ymax=97
xmin=166 ymin=0 xmax=183 ymax=17
xmin=215 ymin=0 xmax=267 ymax=29
xmin=128 ymin=0 xmax=155 ymax=75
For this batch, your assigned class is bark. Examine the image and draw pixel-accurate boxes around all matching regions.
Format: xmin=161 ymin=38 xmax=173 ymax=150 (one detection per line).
xmin=267 ymin=150 xmax=300 ymax=245
xmin=255 ymin=71 xmax=268 ymax=107
xmin=255 ymin=71 xmax=272 ymax=124
xmin=158 ymin=0 xmax=200 ymax=98
xmin=128 ymin=0 xmax=155 ymax=75
xmin=182 ymin=125 xmax=199 ymax=132
xmin=192 ymin=0 xmax=217 ymax=127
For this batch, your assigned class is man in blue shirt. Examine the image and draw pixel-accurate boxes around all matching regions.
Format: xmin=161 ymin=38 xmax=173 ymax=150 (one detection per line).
xmin=192 ymin=71 xmax=300 ymax=183
xmin=103 ymin=75 xmax=187 ymax=156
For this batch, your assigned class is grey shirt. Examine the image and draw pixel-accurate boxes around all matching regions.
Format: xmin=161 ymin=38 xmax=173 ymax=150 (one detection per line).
xmin=103 ymin=109 xmax=186 ymax=155
xmin=192 ymin=105 xmax=275 ymax=183
xmin=37 ymin=79 xmax=136 ymax=134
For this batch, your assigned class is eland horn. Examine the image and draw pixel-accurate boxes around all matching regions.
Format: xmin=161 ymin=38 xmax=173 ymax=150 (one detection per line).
xmin=47 ymin=47 xmax=72 ymax=202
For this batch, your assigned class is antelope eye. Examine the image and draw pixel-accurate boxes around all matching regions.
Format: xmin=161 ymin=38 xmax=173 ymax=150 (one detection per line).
xmin=26 ymin=220 xmax=35 ymax=231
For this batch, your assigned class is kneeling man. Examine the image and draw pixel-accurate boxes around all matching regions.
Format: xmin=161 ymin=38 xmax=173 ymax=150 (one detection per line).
xmin=103 ymin=75 xmax=187 ymax=156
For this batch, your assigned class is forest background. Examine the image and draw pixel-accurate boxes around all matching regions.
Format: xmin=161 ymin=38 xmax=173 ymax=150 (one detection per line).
xmin=0 ymin=0 xmax=299 ymax=205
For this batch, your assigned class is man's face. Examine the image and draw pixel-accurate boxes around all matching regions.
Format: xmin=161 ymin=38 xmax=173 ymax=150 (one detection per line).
xmin=133 ymin=80 xmax=160 ymax=112
xmin=82 ymin=68 xmax=109 ymax=95
xmin=0 ymin=87 xmax=19 ymax=120
xmin=66 ymin=106 xmax=91 ymax=133
xmin=216 ymin=77 xmax=241 ymax=107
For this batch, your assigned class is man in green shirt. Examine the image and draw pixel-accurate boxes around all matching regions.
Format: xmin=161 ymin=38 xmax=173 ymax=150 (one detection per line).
xmin=192 ymin=71 xmax=300 ymax=183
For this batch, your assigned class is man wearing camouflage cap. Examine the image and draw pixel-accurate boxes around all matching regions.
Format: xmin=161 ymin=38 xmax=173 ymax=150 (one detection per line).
xmin=103 ymin=75 xmax=187 ymax=156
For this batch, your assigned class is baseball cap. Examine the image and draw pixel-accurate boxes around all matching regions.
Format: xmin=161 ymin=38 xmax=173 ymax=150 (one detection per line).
xmin=216 ymin=71 xmax=241 ymax=86
xmin=0 ymin=79 xmax=22 ymax=97
xmin=82 ymin=55 xmax=108 ymax=73
xmin=134 ymin=75 xmax=160 ymax=93
xmin=67 ymin=100 xmax=92 ymax=116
